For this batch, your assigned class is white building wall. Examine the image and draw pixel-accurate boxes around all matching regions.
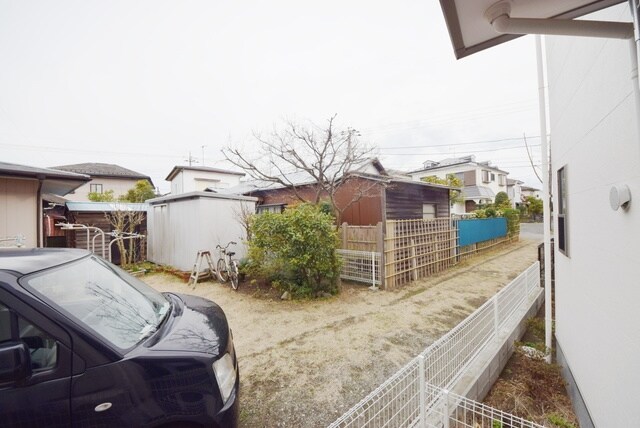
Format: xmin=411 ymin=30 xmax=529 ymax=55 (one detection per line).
xmin=547 ymin=4 xmax=640 ymax=426
xmin=65 ymin=177 xmax=142 ymax=202
xmin=147 ymin=193 xmax=255 ymax=271
xmin=170 ymin=170 xmax=243 ymax=194
xmin=0 ymin=177 xmax=38 ymax=247
xmin=507 ymin=184 xmax=522 ymax=207
xmin=409 ymin=164 xmax=508 ymax=205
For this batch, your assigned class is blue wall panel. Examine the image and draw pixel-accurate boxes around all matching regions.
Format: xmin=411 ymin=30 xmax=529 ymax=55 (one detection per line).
xmin=458 ymin=218 xmax=507 ymax=247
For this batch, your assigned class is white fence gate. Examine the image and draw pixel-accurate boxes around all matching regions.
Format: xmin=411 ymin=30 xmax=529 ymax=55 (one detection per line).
xmin=336 ymin=249 xmax=382 ymax=288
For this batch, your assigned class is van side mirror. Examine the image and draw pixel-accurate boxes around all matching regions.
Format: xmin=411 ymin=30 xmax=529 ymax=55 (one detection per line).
xmin=0 ymin=342 xmax=32 ymax=383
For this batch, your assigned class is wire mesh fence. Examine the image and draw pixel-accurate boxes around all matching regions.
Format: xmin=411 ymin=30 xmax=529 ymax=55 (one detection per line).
xmin=424 ymin=383 xmax=545 ymax=428
xmin=336 ymin=249 xmax=382 ymax=288
xmin=0 ymin=235 xmax=25 ymax=248
xmin=329 ymin=261 xmax=541 ymax=428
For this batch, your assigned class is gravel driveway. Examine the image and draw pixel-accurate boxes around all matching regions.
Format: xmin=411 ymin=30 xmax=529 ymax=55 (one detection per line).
xmin=144 ymin=238 xmax=539 ymax=427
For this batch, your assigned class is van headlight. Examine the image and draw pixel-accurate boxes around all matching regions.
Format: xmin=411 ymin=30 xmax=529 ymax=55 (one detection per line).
xmin=212 ymin=353 xmax=236 ymax=403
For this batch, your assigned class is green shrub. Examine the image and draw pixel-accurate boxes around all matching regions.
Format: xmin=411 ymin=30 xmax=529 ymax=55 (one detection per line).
xmin=246 ymin=203 xmax=341 ymax=298
xmin=474 ymin=209 xmax=487 ymax=219
xmin=485 ymin=207 xmax=497 ymax=218
xmin=503 ymin=208 xmax=520 ymax=237
xmin=494 ymin=191 xmax=511 ymax=209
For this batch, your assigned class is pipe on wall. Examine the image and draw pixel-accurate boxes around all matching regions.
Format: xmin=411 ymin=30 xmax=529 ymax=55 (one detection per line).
xmin=485 ymin=1 xmax=634 ymax=39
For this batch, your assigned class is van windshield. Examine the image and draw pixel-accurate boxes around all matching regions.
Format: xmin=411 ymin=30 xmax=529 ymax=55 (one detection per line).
xmin=26 ymin=256 xmax=170 ymax=350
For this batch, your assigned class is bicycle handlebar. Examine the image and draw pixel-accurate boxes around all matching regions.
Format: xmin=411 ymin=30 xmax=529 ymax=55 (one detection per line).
xmin=216 ymin=241 xmax=237 ymax=250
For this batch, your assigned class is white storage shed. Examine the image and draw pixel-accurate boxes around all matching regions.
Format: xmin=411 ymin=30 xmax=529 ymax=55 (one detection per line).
xmin=147 ymin=191 xmax=256 ymax=271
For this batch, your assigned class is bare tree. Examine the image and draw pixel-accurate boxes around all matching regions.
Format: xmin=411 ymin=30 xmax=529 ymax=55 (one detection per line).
xmin=223 ymin=115 xmax=380 ymax=222
xmin=105 ymin=207 xmax=145 ymax=267
xmin=232 ymin=201 xmax=254 ymax=242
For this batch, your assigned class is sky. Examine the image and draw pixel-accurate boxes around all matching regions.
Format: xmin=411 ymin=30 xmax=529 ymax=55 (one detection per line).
xmin=0 ymin=0 xmax=543 ymax=194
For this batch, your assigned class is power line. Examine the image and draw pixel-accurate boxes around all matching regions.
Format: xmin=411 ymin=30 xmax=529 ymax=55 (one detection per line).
xmin=379 ymin=144 xmax=541 ymax=156
xmin=376 ymin=135 xmax=541 ymax=150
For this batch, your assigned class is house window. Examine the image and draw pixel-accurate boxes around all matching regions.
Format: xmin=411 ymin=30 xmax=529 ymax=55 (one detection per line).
xmin=90 ymin=184 xmax=103 ymax=194
xmin=557 ymin=166 xmax=568 ymax=255
xmin=498 ymin=174 xmax=506 ymax=186
xmin=422 ymin=204 xmax=436 ymax=219
xmin=481 ymin=170 xmax=490 ymax=183
xmin=490 ymin=173 xmax=495 ymax=182
xmin=256 ymin=204 xmax=285 ymax=214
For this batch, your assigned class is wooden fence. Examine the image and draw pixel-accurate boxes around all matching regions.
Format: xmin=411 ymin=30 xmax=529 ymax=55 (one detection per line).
xmin=339 ymin=219 xmax=518 ymax=289
xmin=384 ymin=219 xmax=458 ymax=289
xmin=340 ymin=222 xmax=384 ymax=252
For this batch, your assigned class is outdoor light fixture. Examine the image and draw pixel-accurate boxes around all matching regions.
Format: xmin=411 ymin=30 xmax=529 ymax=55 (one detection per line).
xmin=609 ymin=184 xmax=632 ymax=210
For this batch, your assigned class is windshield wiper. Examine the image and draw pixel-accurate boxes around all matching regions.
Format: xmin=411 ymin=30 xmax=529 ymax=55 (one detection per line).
xmin=138 ymin=324 xmax=158 ymax=342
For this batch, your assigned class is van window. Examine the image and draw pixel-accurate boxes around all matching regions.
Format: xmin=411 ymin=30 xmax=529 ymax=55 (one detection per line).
xmin=0 ymin=303 xmax=57 ymax=371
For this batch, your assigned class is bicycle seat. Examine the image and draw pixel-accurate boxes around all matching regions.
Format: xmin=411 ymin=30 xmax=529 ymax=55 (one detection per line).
xmin=227 ymin=251 xmax=235 ymax=257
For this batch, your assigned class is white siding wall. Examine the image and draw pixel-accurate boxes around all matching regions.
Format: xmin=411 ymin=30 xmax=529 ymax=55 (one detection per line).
xmin=147 ymin=194 xmax=255 ymax=271
xmin=410 ymin=164 xmax=508 ymax=203
xmin=170 ymin=170 xmax=243 ymax=195
xmin=0 ymin=178 xmax=38 ymax=247
xmin=65 ymin=178 xmax=142 ymax=202
xmin=547 ymin=4 xmax=640 ymax=426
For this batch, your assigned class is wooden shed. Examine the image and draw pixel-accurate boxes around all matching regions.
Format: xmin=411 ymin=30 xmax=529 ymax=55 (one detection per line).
xmin=146 ymin=191 xmax=257 ymax=271
xmin=248 ymin=175 xmax=453 ymax=226
xmin=65 ymin=201 xmax=148 ymax=264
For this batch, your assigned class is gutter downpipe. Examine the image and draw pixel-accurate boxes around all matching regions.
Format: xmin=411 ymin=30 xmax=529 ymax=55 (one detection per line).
xmin=535 ymin=35 xmax=553 ymax=364
xmin=485 ymin=0 xmax=638 ymax=364
xmin=629 ymin=0 xmax=640 ymax=150
xmin=36 ymin=175 xmax=44 ymax=248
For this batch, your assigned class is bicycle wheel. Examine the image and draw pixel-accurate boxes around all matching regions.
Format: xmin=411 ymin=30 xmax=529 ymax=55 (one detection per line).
xmin=229 ymin=260 xmax=239 ymax=290
xmin=217 ymin=258 xmax=229 ymax=282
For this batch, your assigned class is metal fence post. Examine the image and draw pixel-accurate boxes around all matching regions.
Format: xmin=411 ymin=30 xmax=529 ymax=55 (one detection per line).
xmin=493 ymin=297 xmax=500 ymax=336
xmin=443 ymin=389 xmax=450 ymax=428
xmin=419 ymin=355 xmax=426 ymax=427
xmin=372 ymin=251 xmax=376 ymax=288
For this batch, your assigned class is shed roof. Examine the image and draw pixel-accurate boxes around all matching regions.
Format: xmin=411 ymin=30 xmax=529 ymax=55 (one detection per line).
xmin=217 ymin=158 xmax=390 ymax=195
xmin=147 ymin=191 xmax=257 ymax=205
xmin=66 ymin=202 xmax=148 ymax=212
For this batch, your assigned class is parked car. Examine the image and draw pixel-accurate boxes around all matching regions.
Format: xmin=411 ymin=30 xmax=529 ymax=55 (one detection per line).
xmin=0 ymin=248 xmax=239 ymax=427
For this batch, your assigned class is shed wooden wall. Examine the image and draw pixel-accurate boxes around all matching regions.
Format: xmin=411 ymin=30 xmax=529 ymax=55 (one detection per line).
xmin=385 ymin=183 xmax=450 ymax=220
xmin=67 ymin=211 xmax=147 ymax=264
xmin=254 ymin=178 xmax=385 ymax=226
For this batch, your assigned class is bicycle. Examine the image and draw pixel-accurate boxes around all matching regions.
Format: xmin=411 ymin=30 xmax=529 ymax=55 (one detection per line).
xmin=216 ymin=241 xmax=240 ymax=290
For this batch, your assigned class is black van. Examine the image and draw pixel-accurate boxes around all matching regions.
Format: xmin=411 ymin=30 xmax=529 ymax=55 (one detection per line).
xmin=0 ymin=248 xmax=238 ymax=427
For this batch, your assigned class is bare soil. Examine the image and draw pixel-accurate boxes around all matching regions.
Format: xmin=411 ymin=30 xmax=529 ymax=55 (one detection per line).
xmin=144 ymin=239 xmax=540 ymax=427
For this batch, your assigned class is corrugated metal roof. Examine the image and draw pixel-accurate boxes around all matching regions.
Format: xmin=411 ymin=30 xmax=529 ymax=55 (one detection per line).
xmin=147 ymin=191 xmax=257 ymax=205
xmin=66 ymin=202 xmax=148 ymax=212
xmin=217 ymin=158 xmax=389 ymax=195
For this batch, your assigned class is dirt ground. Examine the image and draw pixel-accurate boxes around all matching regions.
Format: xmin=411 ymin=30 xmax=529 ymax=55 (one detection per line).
xmin=144 ymin=238 xmax=540 ymax=427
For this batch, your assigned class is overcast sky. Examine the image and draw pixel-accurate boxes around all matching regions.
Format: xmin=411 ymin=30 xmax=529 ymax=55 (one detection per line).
xmin=0 ymin=0 xmax=542 ymax=193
